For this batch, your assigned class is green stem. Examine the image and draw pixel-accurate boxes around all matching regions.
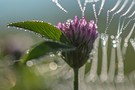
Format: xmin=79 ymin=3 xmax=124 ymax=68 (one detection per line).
xmin=74 ymin=68 xmax=79 ymax=90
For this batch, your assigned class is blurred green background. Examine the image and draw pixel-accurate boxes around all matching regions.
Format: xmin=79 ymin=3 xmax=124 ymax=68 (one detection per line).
xmin=0 ymin=0 xmax=135 ymax=90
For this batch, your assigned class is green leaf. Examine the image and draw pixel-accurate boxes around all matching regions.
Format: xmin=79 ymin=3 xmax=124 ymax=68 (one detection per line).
xmin=8 ymin=21 xmax=68 ymax=43
xmin=21 ymin=41 xmax=75 ymax=64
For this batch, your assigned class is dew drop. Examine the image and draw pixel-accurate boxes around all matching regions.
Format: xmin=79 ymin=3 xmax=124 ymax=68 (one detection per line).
xmin=92 ymin=50 xmax=96 ymax=54
xmin=18 ymin=28 xmax=22 ymax=31
xmin=92 ymin=4 xmax=98 ymax=24
xmin=112 ymin=40 xmax=116 ymax=44
xmin=40 ymin=21 xmax=44 ymax=22
xmin=113 ymin=44 xmax=117 ymax=48
xmin=130 ymin=38 xmax=134 ymax=43
xmin=49 ymin=62 xmax=58 ymax=70
xmin=26 ymin=50 xmax=30 ymax=54
xmin=52 ymin=0 xmax=56 ymax=2
xmin=110 ymin=35 xmax=114 ymax=39
xmin=16 ymin=27 xmax=19 ymax=29
xmin=85 ymin=0 xmax=99 ymax=3
xmin=66 ymin=19 xmax=73 ymax=23
xmin=101 ymin=33 xmax=108 ymax=46
xmin=57 ymin=51 xmax=61 ymax=56
xmin=49 ymin=53 xmax=55 ymax=57
xmin=48 ymin=22 xmax=52 ymax=25
xmin=124 ymin=43 xmax=128 ymax=47
xmin=87 ymin=59 xmax=91 ymax=63
xmin=7 ymin=26 xmax=10 ymax=28
xmin=26 ymin=61 xmax=34 ymax=67
xmin=123 ymin=19 xmax=132 ymax=30
xmin=66 ymin=19 xmax=73 ymax=27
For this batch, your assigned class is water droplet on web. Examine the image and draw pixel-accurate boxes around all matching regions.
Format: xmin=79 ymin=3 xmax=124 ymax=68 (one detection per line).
xmin=113 ymin=44 xmax=117 ymax=48
xmin=7 ymin=26 xmax=10 ymax=28
xmin=87 ymin=59 xmax=91 ymax=63
xmin=110 ymin=35 xmax=114 ymax=39
xmin=49 ymin=53 xmax=55 ymax=57
xmin=112 ymin=40 xmax=116 ymax=44
xmin=16 ymin=27 xmax=19 ymax=29
xmin=124 ymin=43 xmax=128 ymax=47
xmin=101 ymin=33 xmax=108 ymax=46
xmin=19 ymin=28 xmax=23 ymax=30
xmin=131 ymin=38 xmax=135 ymax=43
xmin=52 ymin=0 xmax=57 ymax=2
xmin=92 ymin=4 xmax=98 ymax=24
xmin=130 ymin=38 xmax=135 ymax=49
xmin=85 ymin=0 xmax=99 ymax=3
xmin=57 ymin=51 xmax=61 ymax=56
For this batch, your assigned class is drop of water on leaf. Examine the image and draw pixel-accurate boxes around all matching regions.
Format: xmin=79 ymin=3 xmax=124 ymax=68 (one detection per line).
xmin=40 ymin=21 xmax=44 ymax=22
xmin=26 ymin=50 xmax=30 ymax=54
xmin=26 ymin=61 xmax=34 ymax=67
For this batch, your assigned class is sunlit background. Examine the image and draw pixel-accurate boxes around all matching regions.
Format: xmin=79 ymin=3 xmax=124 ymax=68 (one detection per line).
xmin=0 ymin=0 xmax=135 ymax=90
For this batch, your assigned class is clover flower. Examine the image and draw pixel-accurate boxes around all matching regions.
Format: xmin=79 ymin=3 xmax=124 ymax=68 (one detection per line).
xmin=57 ymin=16 xmax=98 ymax=69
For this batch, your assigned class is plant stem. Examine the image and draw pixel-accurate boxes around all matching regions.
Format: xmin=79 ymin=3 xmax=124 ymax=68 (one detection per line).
xmin=74 ymin=68 xmax=79 ymax=90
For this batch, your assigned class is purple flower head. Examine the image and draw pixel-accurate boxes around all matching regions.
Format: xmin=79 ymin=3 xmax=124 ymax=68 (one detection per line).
xmin=57 ymin=16 xmax=98 ymax=69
